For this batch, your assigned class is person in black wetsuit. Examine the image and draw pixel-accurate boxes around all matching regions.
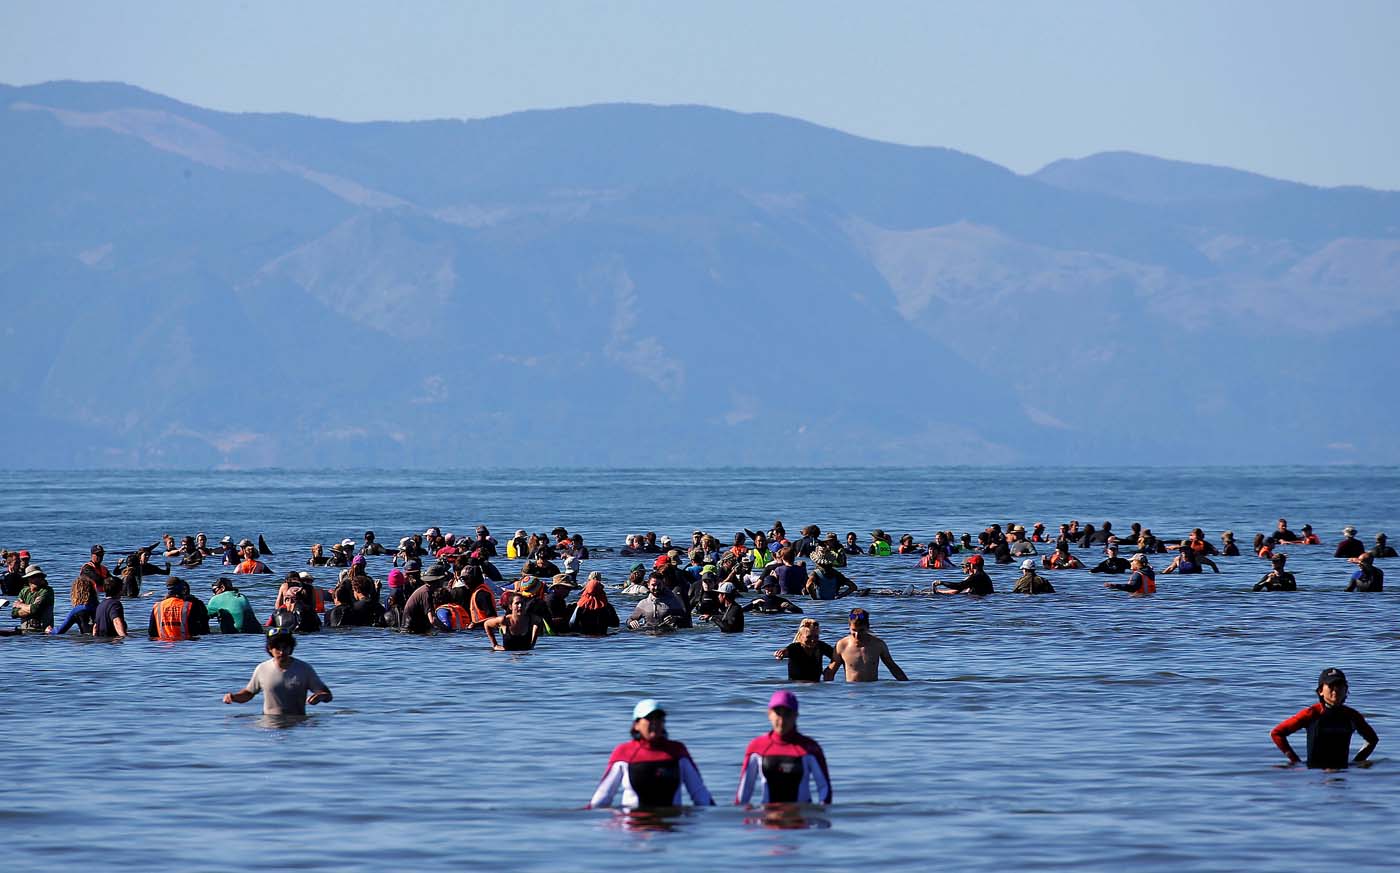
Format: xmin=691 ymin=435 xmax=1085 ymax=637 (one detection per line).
xmin=774 ymin=618 xmax=834 ymax=681
xmin=1254 ymin=553 xmax=1298 ymax=591
xmin=1270 ymin=667 xmax=1378 ymax=768
xmin=1372 ymin=533 xmax=1398 ymax=559
xmin=1220 ymin=531 xmax=1240 ymax=557
xmin=1089 ymin=545 xmax=1130 ymax=574
xmin=484 ymin=592 xmax=544 ymax=650
xmin=744 ymin=578 xmax=802 ymax=614
xmin=713 ymin=582 xmax=744 ymax=632
xmin=936 ymin=556 xmax=994 ymax=595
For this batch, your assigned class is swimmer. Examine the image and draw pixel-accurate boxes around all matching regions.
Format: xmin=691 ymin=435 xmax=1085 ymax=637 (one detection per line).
xmin=1041 ymin=541 xmax=1084 ymax=570
xmin=223 ymin=630 xmax=332 ymax=716
xmin=1270 ymin=668 xmax=1377 ymax=769
xmin=628 ymin=574 xmax=692 ymax=630
xmin=1161 ymin=541 xmax=1219 ymax=574
xmin=1254 ymin=554 xmax=1298 ymax=591
xmin=483 ymin=591 xmax=545 ymax=650
xmin=1220 ymin=531 xmax=1240 ymax=557
xmin=736 ymin=690 xmax=832 ymax=805
xmin=935 ymin=555 xmax=994 ymax=595
xmin=1089 ymin=545 xmax=1130 ymax=574
xmin=1372 ymin=533 xmax=1397 ymax=559
xmin=774 ymin=618 xmax=834 ymax=681
xmin=823 ymin=608 xmax=908 ymax=682
xmin=568 ymin=572 xmax=619 ymax=636
xmin=713 ymin=581 xmax=744 ymax=632
xmin=1012 ymin=559 xmax=1056 ymax=594
xmin=588 ymin=699 xmax=714 ymax=809
xmin=1335 ymin=526 xmax=1365 ymax=559
xmin=1346 ymin=553 xmax=1384 ymax=592
xmin=234 ymin=545 xmax=272 ymax=575
xmin=1105 ymin=553 xmax=1156 ymax=596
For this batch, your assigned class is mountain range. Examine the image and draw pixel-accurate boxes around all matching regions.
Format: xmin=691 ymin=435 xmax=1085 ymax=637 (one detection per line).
xmin=3 ymin=80 xmax=1397 ymax=467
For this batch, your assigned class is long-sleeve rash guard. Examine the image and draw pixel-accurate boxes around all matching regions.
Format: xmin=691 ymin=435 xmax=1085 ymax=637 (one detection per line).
xmin=735 ymin=731 xmax=832 ymax=805
xmin=1270 ymin=702 xmax=1378 ymax=769
xmin=589 ymin=739 xmax=714 ymax=808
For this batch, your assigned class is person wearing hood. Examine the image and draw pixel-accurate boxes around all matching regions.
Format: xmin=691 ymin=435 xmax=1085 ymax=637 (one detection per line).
xmin=569 ymin=572 xmax=619 ymax=636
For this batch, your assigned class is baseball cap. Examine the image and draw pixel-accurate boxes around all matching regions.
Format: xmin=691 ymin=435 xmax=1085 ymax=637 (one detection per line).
xmin=405 ymin=558 xmax=422 ymax=572
xmin=1318 ymin=667 xmax=1348 ymax=687
xmin=718 ymin=581 xmax=736 ymax=594
xmin=1130 ymin=553 xmax=1147 ymax=562
xmin=632 ymin=699 xmax=665 ymax=720
xmin=1020 ymin=559 xmax=1035 ymax=570
xmin=768 ymin=690 xmax=799 ymax=713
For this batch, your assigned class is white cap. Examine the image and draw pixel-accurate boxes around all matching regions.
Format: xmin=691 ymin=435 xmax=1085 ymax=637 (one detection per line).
xmin=660 ymin=536 xmax=672 ymax=545
xmin=1020 ymin=559 xmax=1035 ymax=570
xmin=341 ymin=538 xmax=354 ymax=548
xmin=719 ymin=581 xmax=737 ymax=594
xmin=632 ymin=698 xmax=665 ymax=720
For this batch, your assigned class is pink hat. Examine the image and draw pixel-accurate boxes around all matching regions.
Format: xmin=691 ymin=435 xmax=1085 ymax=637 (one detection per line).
xmin=387 ymin=568 xmax=405 ymax=588
xmin=768 ymin=690 xmax=799 ymax=713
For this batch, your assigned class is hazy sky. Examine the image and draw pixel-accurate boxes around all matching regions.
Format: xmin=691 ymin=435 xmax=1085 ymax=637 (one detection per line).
xmin=5 ymin=0 xmax=1397 ymax=189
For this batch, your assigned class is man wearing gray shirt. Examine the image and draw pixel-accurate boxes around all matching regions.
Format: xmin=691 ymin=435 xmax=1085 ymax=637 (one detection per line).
xmin=223 ymin=630 xmax=332 ymax=715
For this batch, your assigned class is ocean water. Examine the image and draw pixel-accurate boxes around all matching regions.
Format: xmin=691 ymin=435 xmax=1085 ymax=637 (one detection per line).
xmin=3 ymin=466 xmax=1399 ymax=871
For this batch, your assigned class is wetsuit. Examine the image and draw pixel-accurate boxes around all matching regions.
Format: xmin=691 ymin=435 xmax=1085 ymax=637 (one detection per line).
xmin=589 ymin=739 xmax=714 ymax=808
xmin=1271 ymin=702 xmax=1378 ymax=769
xmin=1347 ymin=565 xmax=1384 ymax=592
xmin=1090 ymin=557 xmax=1130 ymax=574
xmin=714 ymin=600 xmax=744 ymax=633
xmin=735 ymin=731 xmax=832 ymax=804
xmin=1221 ymin=543 xmax=1241 ymax=557
xmin=944 ymin=571 xmax=994 ymax=595
xmin=1254 ymin=570 xmax=1297 ymax=591
xmin=781 ymin=641 xmax=834 ymax=681
xmin=1373 ymin=544 xmax=1399 ymax=559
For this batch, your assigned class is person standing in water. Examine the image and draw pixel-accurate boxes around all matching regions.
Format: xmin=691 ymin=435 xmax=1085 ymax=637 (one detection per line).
xmin=588 ymin=699 xmax=714 ymax=809
xmin=222 ymin=630 xmax=332 ymax=716
xmin=1270 ymin=668 xmax=1377 ymax=769
xmin=824 ymin=608 xmax=908 ymax=682
xmin=735 ymin=690 xmax=832 ymax=805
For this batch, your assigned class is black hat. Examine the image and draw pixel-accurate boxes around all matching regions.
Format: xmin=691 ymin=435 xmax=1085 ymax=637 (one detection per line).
xmin=405 ymin=558 xmax=422 ymax=572
xmin=1318 ymin=667 xmax=1347 ymax=687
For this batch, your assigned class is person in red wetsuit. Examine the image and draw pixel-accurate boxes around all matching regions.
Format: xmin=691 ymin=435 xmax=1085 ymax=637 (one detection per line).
xmin=735 ymin=690 xmax=832 ymax=805
xmin=588 ymin=699 xmax=713 ymax=809
xmin=1270 ymin=668 xmax=1378 ymax=769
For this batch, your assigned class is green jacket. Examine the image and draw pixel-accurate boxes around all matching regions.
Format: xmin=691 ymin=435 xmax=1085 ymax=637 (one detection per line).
xmin=206 ymin=591 xmax=261 ymax=633
xmin=15 ymin=582 xmax=54 ymax=632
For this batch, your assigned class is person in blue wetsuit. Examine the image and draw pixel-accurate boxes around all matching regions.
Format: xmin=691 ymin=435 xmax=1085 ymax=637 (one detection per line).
xmin=735 ymin=690 xmax=832 ymax=804
xmin=589 ymin=699 xmax=714 ymax=808
xmin=1270 ymin=668 xmax=1378 ymax=769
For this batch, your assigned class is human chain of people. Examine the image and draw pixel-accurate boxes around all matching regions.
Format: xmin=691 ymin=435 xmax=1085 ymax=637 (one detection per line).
xmin=5 ymin=515 xmax=1391 ymax=804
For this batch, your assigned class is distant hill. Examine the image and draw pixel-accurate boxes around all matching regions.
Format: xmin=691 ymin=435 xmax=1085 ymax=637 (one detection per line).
xmin=2 ymin=81 xmax=1397 ymax=467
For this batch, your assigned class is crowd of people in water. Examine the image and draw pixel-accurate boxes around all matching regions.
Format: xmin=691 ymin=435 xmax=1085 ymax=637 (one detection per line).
xmin=4 ymin=515 xmax=1391 ymax=794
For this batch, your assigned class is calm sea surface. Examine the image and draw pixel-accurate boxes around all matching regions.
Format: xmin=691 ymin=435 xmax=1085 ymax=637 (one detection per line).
xmin=3 ymin=467 xmax=1398 ymax=871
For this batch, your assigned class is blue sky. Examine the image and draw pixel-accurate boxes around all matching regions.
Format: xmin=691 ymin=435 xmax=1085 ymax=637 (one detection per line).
xmin=4 ymin=0 xmax=1397 ymax=189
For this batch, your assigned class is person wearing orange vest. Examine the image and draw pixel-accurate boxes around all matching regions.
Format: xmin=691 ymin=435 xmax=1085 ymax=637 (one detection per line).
xmin=1105 ymin=554 xmax=1156 ymax=596
xmin=147 ymin=577 xmax=202 ymax=640
xmin=235 ymin=545 xmax=272 ymax=575
xmin=433 ymin=587 xmax=471 ymax=631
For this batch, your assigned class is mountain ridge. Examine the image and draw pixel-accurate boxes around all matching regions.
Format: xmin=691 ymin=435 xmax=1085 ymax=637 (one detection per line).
xmin=3 ymin=81 xmax=1396 ymax=467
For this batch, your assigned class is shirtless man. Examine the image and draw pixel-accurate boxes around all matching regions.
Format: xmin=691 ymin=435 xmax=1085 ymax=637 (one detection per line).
xmin=823 ymin=607 xmax=908 ymax=682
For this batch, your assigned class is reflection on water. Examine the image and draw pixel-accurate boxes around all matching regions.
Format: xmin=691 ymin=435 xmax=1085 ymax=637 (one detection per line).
xmin=3 ymin=467 xmax=1399 ymax=871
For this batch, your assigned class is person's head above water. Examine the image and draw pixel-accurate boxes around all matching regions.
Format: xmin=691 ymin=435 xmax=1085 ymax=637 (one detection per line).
xmin=768 ymin=690 xmax=799 ymax=736
xmin=848 ymin=607 xmax=870 ymax=629
xmin=1316 ymin=667 xmax=1349 ymax=706
xmin=630 ymin=698 xmax=667 ymax=742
